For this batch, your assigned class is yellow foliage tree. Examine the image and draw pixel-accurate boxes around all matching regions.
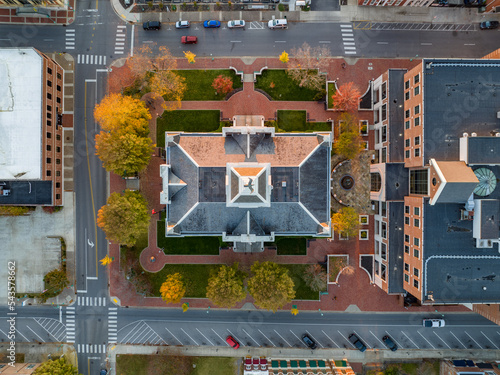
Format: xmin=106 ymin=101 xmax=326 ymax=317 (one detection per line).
xmin=279 ymin=50 xmax=289 ymax=64
xmin=149 ymin=70 xmax=186 ymax=111
xmin=331 ymin=207 xmax=359 ymax=238
xmin=291 ymin=307 xmax=299 ymax=315
xmin=184 ymin=51 xmax=196 ymax=64
xmin=100 ymin=255 xmax=113 ymax=266
xmin=160 ymin=273 xmax=186 ymax=304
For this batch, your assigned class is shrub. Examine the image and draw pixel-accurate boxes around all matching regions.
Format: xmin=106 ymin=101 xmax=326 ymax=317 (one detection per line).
xmin=147 ymin=1 xmax=153 ymax=8
xmin=278 ymin=3 xmax=285 ymax=11
xmin=0 ymin=206 xmax=33 ymax=216
xmin=172 ymin=4 xmax=177 ymax=10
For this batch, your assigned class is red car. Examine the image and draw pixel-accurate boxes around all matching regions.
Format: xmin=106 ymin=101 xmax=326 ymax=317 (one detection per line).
xmin=181 ymin=36 xmax=198 ymax=44
xmin=226 ymin=335 xmax=240 ymax=349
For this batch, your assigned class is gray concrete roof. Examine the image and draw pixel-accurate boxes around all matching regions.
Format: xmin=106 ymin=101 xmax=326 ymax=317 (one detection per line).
xmin=0 ymin=181 xmax=52 ymax=205
xmin=388 ymin=202 xmax=405 ymax=295
xmin=467 ymin=137 xmax=500 ymax=165
xmin=388 ymin=69 xmax=406 ymax=163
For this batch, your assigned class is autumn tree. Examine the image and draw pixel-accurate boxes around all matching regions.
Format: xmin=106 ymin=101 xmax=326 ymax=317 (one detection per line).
xmin=211 ymin=75 xmax=234 ymax=96
xmin=160 ymin=273 xmax=186 ymax=304
xmin=128 ymin=44 xmax=177 ymax=78
xmin=279 ymin=50 xmax=289 ymax=64
xmin=331 ymin=82 xmax=361 ymax=112
xmin=303 ymin=264 xmax=327 ymax=292
xmin=149 ymin=70 xmax=186 ymax=111
xmin=247 ymin=261 xmax=295 ymax=312
xmin=97 ymin=190 xmax=150 ymax=247
xmin=331 ymin=206 xmax=359 ymax=238
xmin=206 ymin=264 xmax=247 ymax=308
xmin=35 ymin=357 xmax=81 ymax=375
xmin=287 ymin=42 xmax=330 ymax=91
xmin=333 ymin=113 xmax=364 ymax=160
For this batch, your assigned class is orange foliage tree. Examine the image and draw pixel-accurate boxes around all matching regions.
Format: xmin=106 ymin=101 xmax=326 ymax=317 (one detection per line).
xmin=211 ymin=75 xmax=234 ymax=96
xmin=331 ymin=82 xmax=361 ymax=113
xmin=160 ymin=273 xmax=186 ymax=304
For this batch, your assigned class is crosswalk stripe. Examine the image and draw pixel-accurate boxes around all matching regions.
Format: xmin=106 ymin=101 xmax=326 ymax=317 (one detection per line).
xmin=86 ymin=55 xmax=89 ymax=64
xmin=118 ymin=24 xmax=126 ymax=28
xmin=66 ymin=46 xmax=75 ymax=50
xmin=77 ymin=55 xmax=80 ymax=64
xmin=342 ymin=33 xmax=354 ymax=37
xmin=116 ymin=38 xmax=126 ymax=42
xmin=345 ymin=51 xmax=357 ymax=54
xmin=343 ymin=37 xmax=354 ymax=41
xmin=344 ymin=46 xmax=356 ymax=50
xmin=66 ymin=42 xmax=75 ymax=45
xmin=116 ymin=42 xmax=125 ymax=46
xmin=109 ymin=307 xmax=118 ymax=310
xmin=340 ymin=24 xmax=352 ymax=28
xmin=109 ymin=311 xmax=118 ymax=315
xmin=343 ymin=42 xmax=356 ymax=45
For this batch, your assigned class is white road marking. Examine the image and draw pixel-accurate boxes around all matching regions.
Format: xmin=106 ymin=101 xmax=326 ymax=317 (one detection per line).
xmin=343 ymin=42 xmax=356 ymax=45
xmin=337 ymin=330 xmax=354 ymax=347
xmin=16 ymin=329 xmax=29 ymax=342
xmin=345 ymin=51 xmax=357 ymax=54
xmin=27 ymin=325 xmax=45 ymax=342
xmin=464 ymin=331 xmax=483 ymax=349
xmin=377 ymin=42 xmax=388 ymax=44
xmin=417 ymin=331 xmax=435 ymax=349
xmin=274 ymin=329 xmax=292 ymax=347
xmin=433 ymin=331 xmax=451 ymax=349
xmin=211 ymin=328 xmax=227 ymax=344
xmin=196 ymin=328 xmax=214 ymax=346
xmin=340 ymin=24 xmax=352 ymax=28
xmin=258 ymin=329 xmax=276 ymax=347
xmin=290 ymin=330 xmax=307 ymax=347
xmin=305 ymin=330 xmax=324 ymax=348
xmin=343 ymin=37 xmax=354 ymax=41
xmin=230 ymin=41 xmax=241 ymax=43
xmin=353 ymin=330 xmax=371 ymax=349
xmin=450 ymin=331 xmax=467 ymax=349
xmin=385 ymin=331 xmax=403 ymax=349
xmin=481 ymin=331 xmax=499 ymax=349
xmin=319 ymin=41 xmax=331 ymax=43
xmin=229 ymin=329 xmax=247 ymax=347
xmin=370 ymin=331 xmax=386 ymax=347
xmin=165 ymin=327 xmax=183 ymax=345
xmin=321 ymin=330 xmax=340 ymax=348
xmin=342 ymin=33 xmax=354 ymax=37
xmin=275 ymin=41 xmax=286 ymax=43
xmin=464 ymin=43 xmax=475 ymax=45
xmin=344 ymin=46 xmax=356 ymax=50
xmin=401 ymin=331 xmax=419 ymax=348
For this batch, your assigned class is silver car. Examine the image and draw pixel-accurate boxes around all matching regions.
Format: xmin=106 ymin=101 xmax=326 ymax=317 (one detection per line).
xmin=175 ymin=20 xmax=190 ymax=29
xmin=228 ymin=20 xmax=245 ymax=28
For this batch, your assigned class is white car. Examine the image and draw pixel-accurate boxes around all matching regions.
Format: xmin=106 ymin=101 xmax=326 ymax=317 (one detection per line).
xmin=268 ymin=18 xmax=288 ymax=29
xmin=175 ymin=20 xmax=190 ymax=29
xmin=228 ymin=20 xmax=245 ymax=28
xmin=423 ymin=319 xmax=445 ymax=328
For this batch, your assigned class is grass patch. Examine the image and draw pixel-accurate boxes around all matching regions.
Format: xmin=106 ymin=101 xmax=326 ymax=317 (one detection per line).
xmin=150 ymin=264 xmax=217 ymax=298
xmin=255 ymin=69 xmax=323 ymax=101
xmin=157 ymin=221 xmax=224 ymax=255
xmin=270 ymin=237 xmax=307 ymax=255
xmin=156 ymin=110 xmax=220 ymax=146
xmin=327 ymin=82 xmax=336 ymax=109
xmin=275 ymin=110 xmax=331 ymax=132
xmin=116 ymin=354 xmax=152 ymax=375
xmin=328 ymin=256 xmax=347 ymax=283
xmin=193 ymin=357 xmax=237 ymax=375
xmin=175 ymin=69 xmax=243 ymax=101
xmin=283 ymin=264 xmax=322 ymax=300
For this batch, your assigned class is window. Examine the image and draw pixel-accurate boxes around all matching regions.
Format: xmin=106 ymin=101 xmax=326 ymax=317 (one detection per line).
xmin=414 ymin=218 xmax=420 ymax=227
xmin=381 ymin=104 xmax=387 ymax=121
xmin=414 ymin=248 xmax=420 ymax=258
xmin=414 ymin=237 xmax=420 ymax=247
xmin=56 ymin=159 xmax=61 ymax=165
xmin=47 ymin=132 xmax=51 ymax=138
xmin=375 ymin=240 xmax=380 ymax=255
xmin=414 ymin=105 xmax=420 ymax=115
xmin=375 ymin=260 xmax=380 ymax=275
xmin=381 ymin=82 xmax=387 ymax=100
xmin=405 ymin=150 xmax=410 ymax=159
xmin=414 ymin=74 xmax=420 ymax=84
xmin=56 ymin=182 xmax=61 ymax=188
xmin=57 ymin=85 xmax=61 ymax=92
xmin=410 ymin=169 xmax=428 ymax=195
xmin=381 ymin=222 xmax=387 ymax=239
xmin=381 ymin=242 xmax=387 ymax=260
xmin=413 ymin=268 xmax=419 ymax=277
xmin=414 ymin=136 xmax=420 ymax=146
xmin=47 ymin=105 xmax=52 ymax=112
xmin=404 ymin=245 xmax=410 ymax=254
xmin=381 ymin=147 xmax=387 ymax=163
xmin=56 ymin=146 xmax=60 ymax=153
xmin=375 ymin=220 xmax=380 ymax=235
xmin=414 ymin=148 xmax=420 ymax=157
xmin=405 ymin=139 xmax=410 ymax=147
xmin=371 ymin=173 xmax=381 ymax=192
xmin=405 ymin=120 xmax=410 ymax=130
xmin=47 ymin=145 xmax=51 ymax=151
xmin=56 ymin=171 xmax=61 ymax=177
xmin=381 ymin=201 xmax=387 ymax=217
xmin=404 ymin=274 xmax=409 ymax=283
xmin=414 ymin=117 xmax=420 ymax=126
xmin=382 ymin=126 xmax=387 ymax=142
xmin=47 ymin=113 xmax=52 ymax=119
xmin=57 ymin=73 xmax=62 ymax=79
xmin=47 ymin=80 xmax=52 ymax=87
xmin=413 ymin=279 xmax=419 ymax=289
xmin=405 ymin=91 xmax=410 ymax=101
xmin=47 ymin=93 xmax=52 ymax=100
xmin=57 ymin=97 xmax=61 ymax=104
xmin=405 ymin=109 xmax=410 ymax=119
xmin=56 ymin=194 xmax=60 ymax=200
xmin=405 ymin=80 xmax=410 ymax=90
xmin=405 ymin=205 xmax=410 ymax=214
xmin=381 ymin=264 xmax=386 ymax=281
xmin=46 ymin=170 xmax=51 ymax=177
xmin=404 ymin=263 xmax=409 ymax=272
xmin=47 ymin=120 xmax=52 ymax=127
xmin=414 ymin=207 xmax=420 ymax=216
xmin=405 ymin=234 xmax=409 ymax=243
xmin=47 ymin=67 xmax=52 ymax=75
xmin=405 ymin=217 xmax=410 ymax=225
xmin=414 ymin=86 xmax=420 ymax=96
xmin=46 ymin=158 xmax=51 ymax=164
xmin=56 ymin=134 xmax=61 ymax=141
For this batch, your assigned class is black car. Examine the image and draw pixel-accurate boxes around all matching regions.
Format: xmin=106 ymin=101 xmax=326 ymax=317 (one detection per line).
xmin=480 ymin=21 xmax=499 ymax=30
xmin=302 ymin=334 xmax=317 ymax=349
xmin=143 ymin=21 xmax=161 ymax=30
xmin=348 ymin=333 xmax=367 ymax=352
xmin=382 ymin=335 xmax=398 ymax=351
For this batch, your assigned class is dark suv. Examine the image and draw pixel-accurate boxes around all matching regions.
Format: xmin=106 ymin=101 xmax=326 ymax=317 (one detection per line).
xmin=143 ymin=21 xmax=161 ymax=30
xmin=348 ymin=333 xmax=367 ymax=352
xmin=302 ymin=334 xmax=317 ymax=349
xmin=382 ymin=335 xmax=398 ymax=351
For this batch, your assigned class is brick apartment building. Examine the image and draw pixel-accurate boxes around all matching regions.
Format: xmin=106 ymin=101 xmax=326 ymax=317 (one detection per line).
xmin=370 ymin=59 xmax=500 ymax=306
xmin=0 ymin=47 xmax=64 ymax=206
xmin=441 ymin=359 xmax=500 ymax=374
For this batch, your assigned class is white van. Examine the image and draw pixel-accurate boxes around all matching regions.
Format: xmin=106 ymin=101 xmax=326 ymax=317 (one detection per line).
xmin=268 ymin=19 xmax=288 ymax=29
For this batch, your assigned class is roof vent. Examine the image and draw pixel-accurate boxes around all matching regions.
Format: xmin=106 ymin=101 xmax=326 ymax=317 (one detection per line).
xmin=471 ymin=132 xmax=477 ymax=137
xmin=496 ymin=133 xmax=500 ymax=137
xmin=463 ymin=132 xmax=469 ymax=137
xmin=497 ymin=111 xmax=500 ymax=119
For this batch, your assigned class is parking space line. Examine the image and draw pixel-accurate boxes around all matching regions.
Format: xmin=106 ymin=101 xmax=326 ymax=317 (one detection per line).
xmin=385 ymin=331 xmax=403 ymax=349
xmin=290 ymin=330 xmax=308 ymax=347
xmin=165 ymin=327 xmax=183 ymax=345
xmin=321 ymin=330 xmax=340 ymax=348
xmin=211 ymin=328 xmax=226 ymax=344
xmin=464 ymin=331 xmax=483 ymax=349
xmin=181 ymin=328 xmax=199 ymax=346
xmin=196 ymin=328 xmax=214 ymax=346
xmin=16 ymin=329 xmax=29 ymax=342
xmin=353 ymin=330 xmax=371 ymax=349
xmin=274 ymin=329 xmax=292 ymax=347
xmin=433 ymin=331 xmax=451 ymax=349
xmin=230 ymin=329 xmax=248 ymax=347
xmin=370 ymin=331 xmax=385 ymax=347
xmin=417 ymin=331 xmax=435 ymax=349
xmin=305 ymin=330 xmax=324 ymax=348
xmin=450 ymin=331 xmax=467 ymax=349
xmin=338 ymin=330 xmax=355 ymax=348
xmin=401 ymin=331 xmax=419 ymax=349
xmin=26 ymin=326 xmax=45 ymax=342
xmin=481 ymin=331 xmax=499 ymax=349
xmin=258 ymin=329 xmax=276 ymax=347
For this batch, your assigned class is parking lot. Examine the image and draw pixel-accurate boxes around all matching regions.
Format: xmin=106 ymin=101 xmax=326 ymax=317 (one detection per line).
xmin=353 ymin=21 xmax=477 ymax=32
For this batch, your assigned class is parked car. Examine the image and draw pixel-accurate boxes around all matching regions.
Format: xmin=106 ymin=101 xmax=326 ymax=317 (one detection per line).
xmin=226 ymin=335 xmax=240 ymax=349
xmin=301 ymin=334 xmax=317 ymax=349
xmin=175 ymin=20 xmax=190 ymax=29
xmin=100 ymin=370 xmax=108 ymax=375
xmin=480 ymin=21 xmax=499 ymax=30
xmin=143 ymin=21 xmax=161 ymax=30
xmin=268 ymin=18 xmax=288 ymax=29
xmin=228 ymin=20 xmax=245 ymax=28
xmin=423 ymin=318 xmax=445 ymax=327
xmin=181 ymin=36 xmax=198 ymax=44
xmin=348 ymin=333 xmax=367 ymax=352
xmin=204 ymin=20 xmax=221 ymax=28
xmin=382 ymin=335 xmax=398 ymax=351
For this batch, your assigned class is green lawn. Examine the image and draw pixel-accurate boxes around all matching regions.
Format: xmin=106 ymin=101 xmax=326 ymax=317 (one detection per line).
xmin=255 ymin=69 xmax=324 ymax=101
xmin=157 ymin=221 xmax=223 ymax=255
xmin=156 ymin=110 xmax=221 ymax=146
xmin=283 ymin=264 xmax=322 ymax=300
xmin=193 ymin=357 xmax=238 ymax=375
xmin=271 ymin=237 xmax=307 ymax=255
xmin=175 ymin=69 xmax=243 ymax=101
xmin=276 ymin=110 xmax=332 ymax=132
xmin=151 ymin=264 xmax=217 ymax=298
xmin=327 ymin=82 xmax=336 ymax=109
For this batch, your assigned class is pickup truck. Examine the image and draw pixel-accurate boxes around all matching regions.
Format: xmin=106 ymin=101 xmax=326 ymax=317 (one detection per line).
xmin=348 ymin=333 xmax=367 ymax=352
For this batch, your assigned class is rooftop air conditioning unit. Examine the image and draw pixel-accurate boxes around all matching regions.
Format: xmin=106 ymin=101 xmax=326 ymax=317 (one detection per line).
xmin=496 ymin=133 xmax=500 ymax=137
xmin=463 ymin=132 xmax=469 ymax=137
xmin=471 ymin=132 xmax=477 ymax=137
xmin=497 ymin=111 xmax=500 ymax=119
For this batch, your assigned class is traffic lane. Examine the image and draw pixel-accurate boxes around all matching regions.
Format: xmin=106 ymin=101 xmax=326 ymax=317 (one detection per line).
xmin=0 ymin=25 xmax=66 ymax=50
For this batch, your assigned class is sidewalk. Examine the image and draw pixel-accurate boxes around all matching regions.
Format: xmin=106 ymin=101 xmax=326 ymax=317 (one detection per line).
xmin=0 ymin=0 xmax=74 ymax=25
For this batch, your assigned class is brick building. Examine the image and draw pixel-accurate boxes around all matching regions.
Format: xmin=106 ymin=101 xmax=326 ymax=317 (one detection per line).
xmin=441 ymin=359 xmax=500 ymax=374
xmin=243 ymin=357 xmax=356 ymax=375
xmin=0 ymin=47 xmax=64 ymax=207
xmin=371 ymin=59 xmax=500 ymax=305
xmin=0 ymin=0 xmax=65 ymax=8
